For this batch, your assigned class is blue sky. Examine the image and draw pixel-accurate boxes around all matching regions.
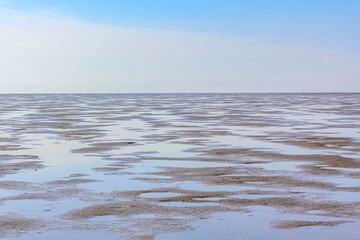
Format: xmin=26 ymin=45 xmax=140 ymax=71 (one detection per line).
xmin=0 ymin=0 xmax=359 ymax=92
xmin=3 ymin=0 xmax=358 ymax=37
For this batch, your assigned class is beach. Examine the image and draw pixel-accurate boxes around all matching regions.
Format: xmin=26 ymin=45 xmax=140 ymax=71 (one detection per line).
xmin=0 ymin=93 xmax=359 ymax=239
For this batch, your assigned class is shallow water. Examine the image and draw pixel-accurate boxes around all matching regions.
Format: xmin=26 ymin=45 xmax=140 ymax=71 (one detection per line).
xmin=0 ymin=93 xmax=359 ymax=239
xmin=156 ymin=207 xmax=359 ymax=240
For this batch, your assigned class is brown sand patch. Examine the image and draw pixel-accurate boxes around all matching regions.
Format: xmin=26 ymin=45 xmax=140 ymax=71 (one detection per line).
xmin=64 ymin=212 xmax=193 ymax=240
xmin=210 ymin=175 xmax=336 ymax=190
xmin=47 ymin=178 xmax=101 ymax=185
xmin=3 ymin=188 xmax=90 ymax=201
xmin=175 ymin=129 xmax=231 ymax=137
xmin=241 ymin=160 xmax=269 ymax=164
xmin=60 ymin=129 xmax=106 ymax=140
xmin=95 ymin=141 xmax=136 ymax=147
xmin=64 ymin=173 xmax=90 ymax=178
xmin=0 ymin=137 xmax=20 ymax=143
xmin=0 ymin=181 xmax=37 ymax=190
xmin=299 ymin=165 xmax=342 ymax=175
xmin=171 ymin=139 xmax=209 ymax=146
xmin=0 ymin=144 xmax=27 ymax=151
xmin=62 ymin=129 xmax=104 ymax=136
xmin=131 ymin=177 xmax=173 ymax=183
xmin=92 ymin=167 xmax=123 ymax=172
xmin=151 ymin=166 xmax=337 ymax=191
xmin=0 ymin=161 xmax=43 ymax=170
xmin=108 ymin=162 xmax=132 ymax=168
xmin=0 ymin=213 xmax=45 ymax=238
xmin=143 ymin=134 xmax=179 ymax=142
xmin=72 ymin=146 xmax=111 ymax=153
xmin=72 ymin=141 xmax=136 ymax=153
xmin=146 ymin=156 xmax=230 ymax=163
xmin=207 ymin=148 xmax=360 ymax=168
xmin=151 ymin=166 xmax=236 ymax=180
xmin=35 ymin=122 xmax=74 ymax=130
xmin=0 ymin=161 xmax=44 ymax=177
xmin=221 ymin=197 xmax=360 ymax=217
xmin=140 ymin=165 xmax=360 ymax=219
xmin=121 ymin=188 xmax=230 ymax=202
xmin=271 ymin=220 xmax=350 ymax=229
xmin=63 ymin=200 xmax=233 ymax=221
xmin=0 ymin=154 xmax=39 ymax=161
xmin=274 ymin=135 xmax=360 ymax=151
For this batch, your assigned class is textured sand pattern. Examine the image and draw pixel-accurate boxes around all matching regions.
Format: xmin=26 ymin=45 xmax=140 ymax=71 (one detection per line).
xmin=0 ymin=93 xmax=359 ymax=239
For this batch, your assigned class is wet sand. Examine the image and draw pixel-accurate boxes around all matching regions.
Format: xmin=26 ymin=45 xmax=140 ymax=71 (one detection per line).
xmin=0 ymin=93 xmax=359 ymax=239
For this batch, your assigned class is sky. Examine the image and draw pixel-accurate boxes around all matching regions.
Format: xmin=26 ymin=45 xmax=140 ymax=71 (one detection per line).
xmin=0 ymin=0 xmax=359 ymax=93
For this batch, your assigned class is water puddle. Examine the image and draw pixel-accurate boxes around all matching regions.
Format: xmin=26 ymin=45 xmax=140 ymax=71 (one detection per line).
xmin=140 ymin=192 xmax=184 ymax=198
xmin=253 ymin=161 xmax=304 ymax=172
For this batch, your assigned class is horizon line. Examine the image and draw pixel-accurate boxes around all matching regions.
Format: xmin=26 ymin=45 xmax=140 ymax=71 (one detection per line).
xmin=0 ymin=92 xmax=359 ymax=95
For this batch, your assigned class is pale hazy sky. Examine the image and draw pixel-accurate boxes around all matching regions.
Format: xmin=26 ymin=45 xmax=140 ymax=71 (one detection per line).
xmin=0 ymin=1 xmax=359 ymax=93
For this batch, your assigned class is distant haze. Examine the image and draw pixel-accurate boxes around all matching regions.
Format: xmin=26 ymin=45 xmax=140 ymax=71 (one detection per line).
xmin=0 ymin=1 xmax=359 ymax=93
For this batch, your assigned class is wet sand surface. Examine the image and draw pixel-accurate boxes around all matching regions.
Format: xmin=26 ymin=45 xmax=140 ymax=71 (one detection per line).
xmin=0 ymin=93 xmax=359 ymax=239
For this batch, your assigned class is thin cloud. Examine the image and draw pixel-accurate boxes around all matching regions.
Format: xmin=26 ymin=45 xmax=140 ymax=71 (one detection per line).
xmin=0 ymin=7 xmax=359 ymax=93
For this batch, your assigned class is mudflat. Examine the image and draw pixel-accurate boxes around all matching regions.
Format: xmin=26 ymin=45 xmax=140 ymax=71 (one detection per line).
xmin=0 ymin=93 xmax=359 ymax=240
